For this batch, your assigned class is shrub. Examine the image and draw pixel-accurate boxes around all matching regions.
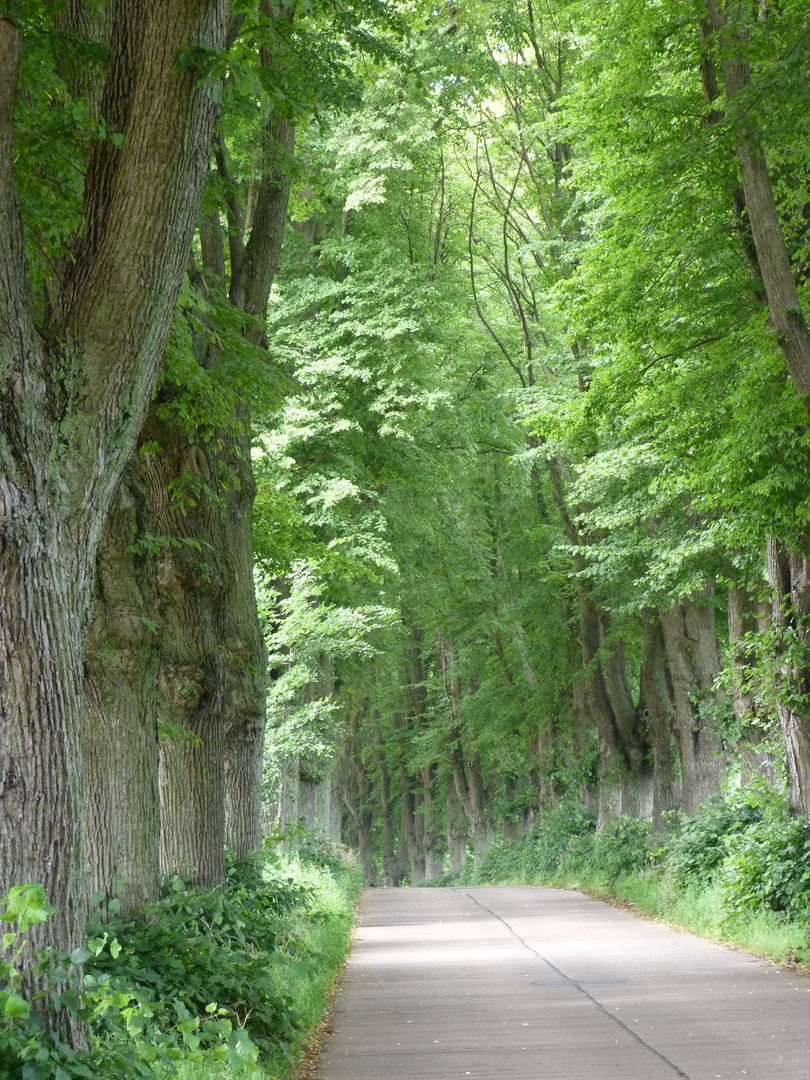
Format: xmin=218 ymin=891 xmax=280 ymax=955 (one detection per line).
xmin=470 ymin=841 xmax=530 ymax=884
xmin=559 ymin=816 xmax=651 ymax=886
xmin=86 ymin=854 xmax=309 ymax=1059
xmin=661 ymin=786 xmax=777 ymax=890
xmin=527 ymin=799 xmax=596 ymax=877
xmin=719 ymin=813 xmax=810 ymax=925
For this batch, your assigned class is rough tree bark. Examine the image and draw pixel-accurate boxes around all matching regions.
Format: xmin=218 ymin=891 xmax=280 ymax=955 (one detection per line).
xmin=638 ymin=609 xmax=678 ymax=830
xmin=767 ymin=537 xmax=810 ymax=813
xmin=659 ymin=588 xmax=727 ymax=817
xmin=0 ymin=1 xmax=225 ymax=985
xmin=83 ymin=463 xmax=160 ymax=912
xmin=727 ymin=584 xmax=777 ymax=787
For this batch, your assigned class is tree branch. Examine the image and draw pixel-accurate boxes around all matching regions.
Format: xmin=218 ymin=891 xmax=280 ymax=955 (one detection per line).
xmin=0 ymin=18 xmax=37 ymax=379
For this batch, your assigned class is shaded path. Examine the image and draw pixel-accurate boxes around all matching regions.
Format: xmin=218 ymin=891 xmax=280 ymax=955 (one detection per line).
xmin=313 ymin=886 xmax=810 ymax=1079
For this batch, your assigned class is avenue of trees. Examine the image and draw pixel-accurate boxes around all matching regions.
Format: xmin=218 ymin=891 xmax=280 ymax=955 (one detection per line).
xmin=2 ymin=0 xmax=810 ymax=1027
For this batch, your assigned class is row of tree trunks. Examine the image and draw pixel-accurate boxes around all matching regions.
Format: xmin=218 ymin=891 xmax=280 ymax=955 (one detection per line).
xmin=84 ymin=48 xmax=294 ymax=891
xmin=0 ymin=2 xmax=226 ymax=984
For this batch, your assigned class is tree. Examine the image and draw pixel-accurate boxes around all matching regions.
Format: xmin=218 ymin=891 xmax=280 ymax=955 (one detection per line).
xmin=0 ymin=0 xmax=225 ymax=977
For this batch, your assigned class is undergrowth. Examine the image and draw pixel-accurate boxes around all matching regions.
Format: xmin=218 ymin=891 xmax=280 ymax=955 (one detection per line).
xmin=0 ymin=840 xmax=361 ymax=1080
xmin=452 ymin=782 xmax=810 ymax=967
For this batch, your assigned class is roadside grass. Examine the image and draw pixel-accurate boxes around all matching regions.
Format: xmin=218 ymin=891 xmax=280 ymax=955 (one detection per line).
xmin=0 ymin=846 xmax=361 ymax=1080
xmin=259 ymin=856 xmax=362 ymax=1079
xmin=157 ymin=854 xmax=362 ymax=1080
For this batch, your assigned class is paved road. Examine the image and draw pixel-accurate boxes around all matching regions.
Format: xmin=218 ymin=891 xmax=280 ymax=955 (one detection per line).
xmin=312 ymin=886 xmax=810 ymax=1080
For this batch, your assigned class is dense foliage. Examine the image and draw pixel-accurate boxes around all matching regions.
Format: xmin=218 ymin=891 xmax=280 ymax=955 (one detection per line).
xmin=0 ymin=846 xmax=361 ymax=1080
xmin=3 ymin=0 xmax=810 ymax=1068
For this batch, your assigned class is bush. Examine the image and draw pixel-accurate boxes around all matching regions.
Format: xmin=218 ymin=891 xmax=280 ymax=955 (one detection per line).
xmin=558 ymin=816 xmax=651 ymax=886
xmin=86 ymin=854 xmax=309 ymax=1059
xmin=660 ymin=786 xmax=777 ymax=890
xmin=469 ymin=841 xmax=530 ymax=884
xmin=527 ymin=799 xmax=596 ymax=877
xmin=719 ymin=814 xmax=810 ymax=924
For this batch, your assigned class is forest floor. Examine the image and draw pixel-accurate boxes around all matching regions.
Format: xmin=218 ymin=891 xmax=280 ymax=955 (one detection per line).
xmin=309 ymin=885 xmax=810 ymax=1080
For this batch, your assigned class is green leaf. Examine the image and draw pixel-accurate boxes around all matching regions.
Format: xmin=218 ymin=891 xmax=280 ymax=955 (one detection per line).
xmin=4 ymin=993 xmax=30 ymax=1018
xmin=70 ymin=947 xmax=92 ymax=966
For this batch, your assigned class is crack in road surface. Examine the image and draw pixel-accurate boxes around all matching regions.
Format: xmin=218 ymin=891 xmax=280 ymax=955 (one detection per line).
xmin=465 ymin=890 xmax=692 ymax=1079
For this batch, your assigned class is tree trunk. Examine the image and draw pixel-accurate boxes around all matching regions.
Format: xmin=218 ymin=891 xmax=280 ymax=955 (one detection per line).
xmin=221 ymin=430 xmax=268 ymax=857
xmin=397 ymin=756 xmax=423 ymax=885
xmin=578 ymin=597 xmax=638 ymax=822
xmin=659 ymin=589 xmax=727 ymax=817
xmin=445 ymin=777 xmax=468 ymax=876
xmin=728 ymin=584 xmax=777 ymax=787
xmin=639 ymin=609 xmax=679 ymax=830
xmin=767 ymin=535 xmax=810 ymax=812
xmin=0 ymin=1 xmax=225 ymax=991
xmin=704 ymin=1 xmax=810 ymax=413
xmin=421 ymin=764 xmax=443 ymax=882
xmin=376 ymin=744 xmax=398 ymax=886
xmin=343 ymin=708 xmax=379 ymax=885
xmin=83 ymin=465 xmax=160 ymax=912
xmin=140 ymin=422 xmax=226 ymax=886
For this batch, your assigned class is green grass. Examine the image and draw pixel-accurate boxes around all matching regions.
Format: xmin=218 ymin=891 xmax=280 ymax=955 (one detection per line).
xmin=448 ymin=795 xmax=810 ymax=972
xmin=546 ymin=864 xmax=810 ymax=967
xmin=259 ymin=855 xmax=362 ymax=1080
xmin=150 ymin=853 xmax=362 ymax=1080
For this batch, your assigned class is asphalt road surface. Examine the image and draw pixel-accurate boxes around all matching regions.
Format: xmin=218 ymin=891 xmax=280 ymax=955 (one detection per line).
xmin=312 ymin=886 xmax=810 ymax=1080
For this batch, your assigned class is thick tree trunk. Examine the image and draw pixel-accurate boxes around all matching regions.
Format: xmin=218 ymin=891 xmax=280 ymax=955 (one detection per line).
xmin=728 ymin=584 xmax=777 ymax=787
xmin=0 ymin=1 xmax=225 ymax=991
xmin=536 ymin=714 xmax=559 ymax=811
xmin=639 ymin=609 xmax=679 ymax=830
xmin=578 ymin=597 xmax=640 ymax=822
xmin=83 ymin=466 xmax=160 ymax=912
xmin=421 ymin=764 xmax=443 ymax=882
xmin=222 ymin=429 xmax=268 ymax=857
xmin=767 ymin=535 xmax=810 ymax=812
xmin=397 ymin=757 xmax=423 ymax=885
xmin=144 ymin=421 xmax=226 ymax=886
xmin=659 ymin=589 xmax=727 ymax=817
xmin=375 ymin=745 xmax=398 ymax=886
xmin=445 ymin=778 xmax=468 ymax=876
xmin=0 ymin=541 xmax=89 ymax=962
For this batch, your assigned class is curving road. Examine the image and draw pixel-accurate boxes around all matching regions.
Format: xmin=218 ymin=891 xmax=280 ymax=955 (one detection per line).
xmin=312 ymin=886 xmax=810 ymax=1080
